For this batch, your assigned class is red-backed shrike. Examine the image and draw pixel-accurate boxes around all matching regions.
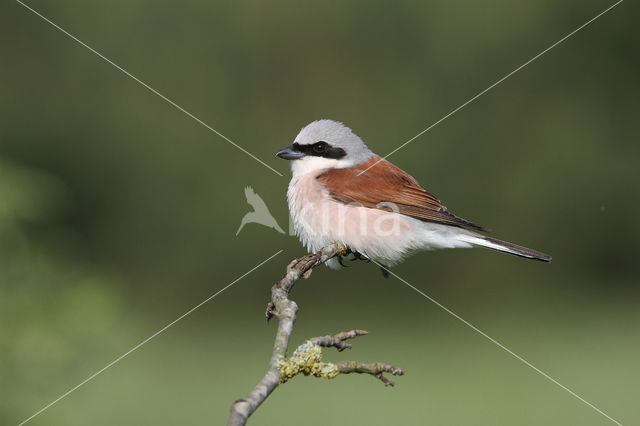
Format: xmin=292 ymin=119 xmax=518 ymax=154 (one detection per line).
xmin=276 ymin=120 xmax=551 ymax=269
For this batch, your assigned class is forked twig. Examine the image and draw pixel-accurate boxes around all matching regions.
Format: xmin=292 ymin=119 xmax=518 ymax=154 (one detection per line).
xmin=227 ymin=244 xmax=403 ymax=425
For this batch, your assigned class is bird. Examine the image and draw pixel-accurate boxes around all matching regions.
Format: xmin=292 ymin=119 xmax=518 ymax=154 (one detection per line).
xmin=275 ymin=119 xmax=551 ymax=270
xmin=236 ymin=186 xmax=285 ymax=236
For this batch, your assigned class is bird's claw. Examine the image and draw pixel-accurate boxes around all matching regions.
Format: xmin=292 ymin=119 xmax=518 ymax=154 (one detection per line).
xmin=350 ymin=251 xmax=371 ymax=263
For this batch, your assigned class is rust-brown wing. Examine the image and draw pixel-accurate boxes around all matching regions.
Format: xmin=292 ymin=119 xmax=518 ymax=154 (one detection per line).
xmin=316 ymin=156 xmax=484 ymax=231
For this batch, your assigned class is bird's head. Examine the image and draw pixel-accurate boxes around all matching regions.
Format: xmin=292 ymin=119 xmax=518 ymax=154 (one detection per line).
xmin=275 ymin=120 xmax=374 ymax=176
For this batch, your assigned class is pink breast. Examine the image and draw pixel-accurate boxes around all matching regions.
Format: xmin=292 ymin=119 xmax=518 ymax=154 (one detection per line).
xmin=290 ymin=173 xmax=414 ymax=257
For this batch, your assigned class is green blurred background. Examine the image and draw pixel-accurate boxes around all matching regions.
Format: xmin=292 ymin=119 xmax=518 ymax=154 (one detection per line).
xmin=1 ymin=0 xmax=638 ymax=424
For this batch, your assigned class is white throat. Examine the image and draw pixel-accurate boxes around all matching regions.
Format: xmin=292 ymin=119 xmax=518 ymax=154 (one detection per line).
xmin=290 ymin=156 xmax=354 ymax=177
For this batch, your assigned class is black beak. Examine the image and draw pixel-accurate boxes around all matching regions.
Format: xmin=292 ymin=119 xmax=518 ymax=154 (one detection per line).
xmin=275 ymin=144 xmax=304 ymax=160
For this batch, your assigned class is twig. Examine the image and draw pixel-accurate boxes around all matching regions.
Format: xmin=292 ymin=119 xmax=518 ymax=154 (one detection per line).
xmin=226 ymin=244 xmax=403 ymax=426
xmin=336 ymin=361 xmax=404 ymax=387
xmin=310 ymin=329 xmax=368 ymax=352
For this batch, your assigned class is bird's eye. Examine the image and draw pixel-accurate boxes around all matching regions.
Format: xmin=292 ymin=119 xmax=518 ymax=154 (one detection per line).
xmin=313 ymin=141 xmax=328 ymax=154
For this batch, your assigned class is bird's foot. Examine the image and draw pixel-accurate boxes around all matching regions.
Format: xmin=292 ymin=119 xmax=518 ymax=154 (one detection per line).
xmin=336 ymin=243 xmax=352 ymax=268
xmin=350 ymin=251 xmax=371 ymax=263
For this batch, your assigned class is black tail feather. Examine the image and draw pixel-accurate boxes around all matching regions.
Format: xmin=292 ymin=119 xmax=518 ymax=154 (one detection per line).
xmin=481 ymin=236 xmax=552 ymax=262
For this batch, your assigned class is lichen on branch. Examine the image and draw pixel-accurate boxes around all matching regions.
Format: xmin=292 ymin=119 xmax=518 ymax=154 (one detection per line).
xmin=278 ymin=330 xmax=404 ymax=386
xmin=278 ymin=340 xmax=339 ymax=384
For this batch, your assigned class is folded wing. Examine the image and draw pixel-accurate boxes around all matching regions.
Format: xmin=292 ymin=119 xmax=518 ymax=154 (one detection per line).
xmin=316 ymin=156 xmax=484 ymax=231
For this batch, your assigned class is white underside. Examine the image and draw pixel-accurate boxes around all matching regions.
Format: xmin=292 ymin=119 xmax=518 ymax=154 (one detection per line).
xmin=287 ymin=168 xmax=482 ymax=268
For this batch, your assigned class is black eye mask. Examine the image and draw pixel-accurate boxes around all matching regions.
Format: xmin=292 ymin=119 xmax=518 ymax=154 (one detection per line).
xmin=292 ymin=141 xmax=347 ymax=159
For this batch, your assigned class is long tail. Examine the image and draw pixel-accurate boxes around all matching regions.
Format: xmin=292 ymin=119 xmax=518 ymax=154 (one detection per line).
xmin=457 ymin=234 xmax=552 ymax=262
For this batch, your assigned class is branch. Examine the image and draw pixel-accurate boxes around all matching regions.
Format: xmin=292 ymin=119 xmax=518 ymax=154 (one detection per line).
xmin=310 ymin=329 xmax=368 ymax=351
xmin=279 ymin=330 xmax=404 ymax=387
xmin=336 ymin=361 xmax=404 ymax=387
xmin=227 ymin=244 xmax=403 ymax=426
